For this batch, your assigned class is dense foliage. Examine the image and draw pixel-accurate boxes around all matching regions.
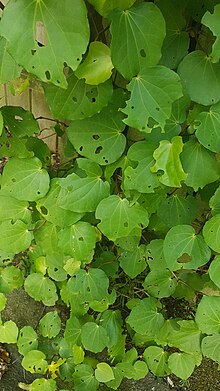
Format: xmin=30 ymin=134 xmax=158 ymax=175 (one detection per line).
xmin=1 ymin=0 xmax=220 ymax=389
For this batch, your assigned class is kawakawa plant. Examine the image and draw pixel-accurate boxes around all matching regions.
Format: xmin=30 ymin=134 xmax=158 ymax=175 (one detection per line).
xmin=1 ymin=0 xmax=220 ymax=390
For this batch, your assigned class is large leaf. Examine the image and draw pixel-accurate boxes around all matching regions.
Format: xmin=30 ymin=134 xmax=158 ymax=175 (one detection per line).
xmin=75 ymin=41 xmax=113 ymax=85
xmin=0 ymin=220 xmax=32 ymax=254
xmin=64 ymin=314 xmax=82 ymax=345
xmin=0 ymin=194 xmax=31 ymax=224
xmin=127 ymin=297 xmax=164 ymax=335
xmin=99 ymin=310 xmax=123 ymax=348
xmin=195 ymin=296 xmax=220 ymax=334
xmin=157 ymin=194 xmax=198 ymax=228
xmin=96 ymin=195 xmax=149 ymax=241
xmin=151 ymin=136 xmax=187 ymax=187
xmin=195 ymin=101 xmax=220 ymax=152
xmin=124 ymin=141 xmax=160 ymax=193
xmin=0 ymin=266 xmax=23 ymax=293
xmin=110 ymin=3 xmax=166 ymax=80
xmin=119 ymin=245 xmax=147 ymax=278
xmin=24 ymin=273 xmax=58 ymax=306
xmin=67 ymin=105 xmax=126 ymax=166
xmin=44 ymin=73 xmax=112 ymax=121
xmin=81 ymin=322 xmax=108 ymax=353
xmin=0 ymin=37 xmax=21 ymax=83
xmin=160 ymin=31 xmax=189 ymax=70
xmin=203 ymin=214 xmax=220 ymax=252
xmin=121 ymin=66 xmax=182 ymax=131
xmin=163 ymin=225 xmax=211 ymax=271
xmin=202 ymin=4 xmax=220 ymax=63
xmin=178 ymin=51 xmax=220 ymax=105
xmin=0 ymin=0 xmax=89 ymax=88
xmin=1 ymin=157 xmax=50 ymax=201
xmin=143 ymin=346 xmax=169 ymax=377
xmin=22 ymin=350 xmax=48 ymax=374
xmin=168 ymin=352 xmax=196 ymax=380
xmin=70 ymin=268 xmax=109 ymax=303
xmin=167 ymin=320 xmax=201 ymax=354
xmin=181 ymin=137 xmax=220 ymax=191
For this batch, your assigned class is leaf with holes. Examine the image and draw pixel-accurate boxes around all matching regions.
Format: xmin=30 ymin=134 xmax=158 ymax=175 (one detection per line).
xmin=0 ymin=0 xmax=89 ymax=88
xmin=17 ymin=326 xmax=38 ymax=355
xmin=121 ymin=66 xmax=182 ymax=132
xmin=124 ymin=141 xmax=160 ymax=193
xmin=0 ymin=220 xmax=32 ymax=255
xmin=46 ymin=252 xmax=67 ymax=282
xmin=22 ymin=350 xmax=48 ymax=374
xmin=110 ymin=3 xmax=165 ymax=80
xmin=167 ymin=320 xmax=201 ymax=354
xmin=0 ymin=266 xmax=23 ymax=293
xmin=146 ymin=239 xmax=167 ymax=271
xmin=195 ymin=296 xmax=220 ymax=334
xmin=37 ymin=179 xmax=83 ymax=228
xmin=1 ymin=106 xmax=40 ymax=137
xmin=119 ymin=245 xmax=147 ymax=278
xmin=73 ymin=364 xmax=99 ymax=391
xmin=127 ymin=297 xmax=164 ymax=335
xmin=44 ymin=73 xmax=112 ymax=121
xmin=88 ymin=0 xmax=136 ymax=16
xmin=151 ymin=136 xmax=186 ymax=187
xmin=195 ymin=101 xmax=220 ymax=152
xmin=143 ymin=346 xmax=170 ymax=377
xmin=203 ymin=214 xmax=220 ymax=252
xmin=163 ymin=225 xmax=211 ymax=271
xmin=1 ymin=157 xmax=50 ymax=201
xmin=168 ymin=352 xmax=196 ymax=380
xmin=75 ymin=41 xmax=113 ymax=85
xmin=202 ymin=5 xmax=220 ymax=63
xmin=202 ymin=334 xmax=220 ymax=364
xmin=39 ymin=311 xmax=61 ymax=339
xmin=0 ymin=194 xmax=31 ymax=224
xmin=19 ymin=379 xmax=56 ymax=391
xmin=96 ymin=195 xmax=149 ymax=241
xmin=34 ymin=222 xmax=59 ymax=255
xmin=64 ymin=314 xmax=82 ymax=346
xmin=81 ymin=322 xmax=108 ymax=353
xmin=143 ymin=269 xmax=177 ymax=298
xmin=0 ymin=320 xmax=18 ymax=343
xmin=58 ymin=222 xmax=96 ymax=262
xmin=178 ymin=51 xmax=220 ymax=105
xmin=181 ymin=137 xmax=220 ymax=191
xmin=157 ymin=194 xmax=197 ymax=228
xmin=70 ymin=268 xmax=109 ymax=303
xmin=67 ymin=103 xmax=126 ymax=166
xmin=24 ymin=273 xmax=58 ymax=306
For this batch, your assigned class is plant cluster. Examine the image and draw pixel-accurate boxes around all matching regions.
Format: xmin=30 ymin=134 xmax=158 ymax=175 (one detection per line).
xmin=1 ymin=0 xmax=220 ymax=390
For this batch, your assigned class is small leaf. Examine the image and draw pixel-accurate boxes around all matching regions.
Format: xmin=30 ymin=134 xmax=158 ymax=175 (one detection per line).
xmin=0 ymin=266 xmax=23 ymax=293
xmin=95 ymin=363 xmax=115 ymax=382
xmin=195 ymin=296 xmax=220 ymax=334
xmin=119 ymin=246 xmax=147 ymax=278
xmin=209 ymin=256 xmax=220 ymax=287
xmin=143 ymin=269 xmax=177 ymax=298
xmin=143 ymin=346 xmax=170 ymax=377
xmin=203 ymin=214 xmax=220 ymax=252
xmin=195 ymin=101 xmax=220 ymax=152
xmin=17 ymin=326 xmax=38 ymax=355
xmin=127 ymin=297 xmax=164 ymax=335
xmin=168 ymin=352 xmax=196 ymax=380
xmin=73 ymin=364 xmax=99 ymax=391
xmin=64 ymin=315 xmax=82 ymax=346
xmin=75 ymin=41 xmax=113 ymax=85
xmin=0 ymin=220 xmax=32 ymax=255
xmin=81 ymin=322 xmax=108 ymax=353
xmin=0 ymin=320 xmax=18 ymax=343
xmin=70 ymin=268 xmax=109 ymax=303
xmin=202 ymin=334 xmax=220 ymax=364
xmin=151 ymin=136 xmax=186 ymax=187
xmin=202 ymin=5 xmax=220 ymax=63
xmin=157 ymin=194 xmax=197 ymax=228
xmin=22 ymin=350 xmax=48 ymax=374
xmin=72 ymin=345 xmax=85 ymax=365
xmin=24 ymin=273 xmax=58 ymax=306
xmin=39 ymin=311 xmax=61 ymax=339
xmin=0 ymin=293 xmax=6 ymax=312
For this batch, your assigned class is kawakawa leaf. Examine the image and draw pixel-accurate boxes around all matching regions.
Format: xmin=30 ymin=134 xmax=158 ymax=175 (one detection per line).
xmin=195 ymin=100 xmax=220 ymax=152
xmin=121 ymin=66 xmax=182 ymax=131
xmin=202 ymin=4 xmax=220 ymax=63
xmin=110 ymin=2 xmax=166 ymax=80
xmin=0 ymin=37 xmax=21 ymax=83
xmin=0 ymin=0 xmax=89 ymax=88
xmin=0 ymin=220 xmax=32 ymax=255
xmin=151 ymin=136 xmax=186 ymax=187
xmin=88 ymin=0 xmax=136 ymax=17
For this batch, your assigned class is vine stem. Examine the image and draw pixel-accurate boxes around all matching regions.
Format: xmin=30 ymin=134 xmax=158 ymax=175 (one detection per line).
xmin=36 ymin=116 xmax=68 ymax=127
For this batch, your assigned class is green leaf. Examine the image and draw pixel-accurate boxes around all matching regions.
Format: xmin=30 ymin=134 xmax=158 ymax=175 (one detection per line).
xmin=17 ymin=326 xmax=38 ymax=355
xmin=0 ymin=320 xmax=18 ymax=343
xmin=1 ymin=106 xmax=40 ymax=137
xmin=124 ymin=141 xmax=160 ymax=193
xmin=81 ymin=322 xmax=108 ymax=353
xmin=178 ymin=51 xmax=220 ymax=105
xmin=160 ymin=31 xmax=189 ymax=69
xmin=58 ymin=222 xmax=96 ymax=262
xmin=143 ymin=269 xmax=177 ymax=298
xmin=203 ymin=214 xmax=220 ymax=252
xmin=195 ymin=101 xmax=220 ymax=152
xmin=202 ymin=4 xmax=220 ymax=63
xmin=0 ymin=112 xmax=3 ymax=137
xmin=181 ymin=137 xmax=220 ymax=191
xmin=209 ymin=256 xmax=220 ymax=287
xmin=146 ymin=239 xmax=167 ymax=271
xmin=0 ymin=0 xmax=89 ymax=88
xmin=72 ymin=345 xmax=85 ymax=365
xmin=151 ymin=136 xmax=187 ymax=187
xmin=163 ymin=225 xmax=211 ymax=271
xmin=88 ymin=0 xmax=136 ymax=16
xmin=95 ymin=363 xmax=115 ymax=382
xmin=167 ymin=320 xmax=201 ymax=354
xmin=58 ymin=171 xmax=110 ymax=214
xmin=1 ymin=157 xmax=50 ymax=201
xmin=19 ymin=379 xmax=56 ymax=391
xmin=37 ymin=179 xmax=83 ymax=227
xmin=73 ymin=364 xmax=99 ymax=391
xmin=110 ymin=3 xmax=165 ymax=80
xmin=67 ymin=103 xmax=126 ymax=166
xmin=0 ymin=194 xmax=31 ymax=224
xmin=39 ymin=311 xmax=61 ymax=339
xmin=99 ymin=310 xmax=122 ymax=348
xmin=46 ymin=252 xmax=67 ymax=282
xmin=71 ymin=268 xmax=109 ymax=303
xmin=64 ymin=314 xmax=82 ymax=346
xmin=168 ymin=352 xmax=196 ymax=380
xmin=75 ymin=41 xmax=113 ymax=85
xmin=157 ymin=194 xmax=198 ymax=228
xmin=0 ymin=266 xmax=23 ymax=293
xmin=210 ymin=186 xmax=220 ymax=215
xmin=122 ymin=66 xmax=182 ymax=131
xmin=127 ymin=297 xmax=164 ymax=335
xmin=143 ymin=346 xmax=170 ymax=377
xmin=0 ymin=293 xmax=6 ymax=312
xmin=44 ymin=73 xmax=112 ymax=121
xmin=96 ymin=195 xmax=149 ymax=241
xmin=24 ymin=273 xmax=58 ymax=306
xmin=0 ymin=220 xmax=32 ymax=254
xmin=119 ymin=245 xmax=147 ymax=278
xmin=22 ymin=350 xmax=48 ymax=374
xmin=0 ymin=37 xmax=21 ymax=83
xmin=195 ymin=296 xmax=220 ymax=334
xmin=34 ymin=222 xmax=59 ymax=255
xmin=202 ymin=334 xmax=220 ymax=364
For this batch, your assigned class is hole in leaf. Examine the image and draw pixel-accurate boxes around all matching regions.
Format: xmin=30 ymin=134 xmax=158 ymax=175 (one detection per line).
xmin=140 ymin=48 xmax=146 ymax=57
xmin=93 ymin=134 xmax=100 ymax=140
xmin=12 ymin=178 xmax=16 ymax=183
xmin=124 ymin=222 xmax=128 ymax=227
xmin=35 ymin=20 xmax=47 ymax=46
xmin=40 ymin=206 xmax=48 ymax=215
xmin=72 ymin=97 xmax=77 ymax=102
xmin=86 ymin=87 xmax=98 ymax=102
xmin=78 ymin=237 xmax=84 ymax=241
xmin=156 ymin=107 xmax=160 ymax=111
xmin=6 ymin=141 xmax=10 ymax=148
xmin=15 ymin=115 xmax=23 ymax=121
xmin=37 ymin=191 xmax=41 ymax=195
xmin=45 ymin=70 xmax=51 ymax=80
xmin=31 ymin=49 xmax=36 ymax=55
xmin=95 ymin=146 xmax=103 ymax=154
xmin=177 ymin=253 xmax=192 ymax=263
xmin=79 ymin=146 xmax=83 ymax=152
xmin=131 ymin=106 xmax=134 ymax=109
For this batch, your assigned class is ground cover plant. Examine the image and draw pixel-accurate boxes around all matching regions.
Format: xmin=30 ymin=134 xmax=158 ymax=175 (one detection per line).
xmin=1 ymin=0 xmax=220 ymax=389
